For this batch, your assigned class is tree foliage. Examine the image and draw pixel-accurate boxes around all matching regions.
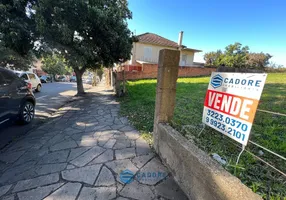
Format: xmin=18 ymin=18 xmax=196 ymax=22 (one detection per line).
xmin=41 ymin=54 xmax=69 ymax=77
xmin=204 ymin=50 xmax=223 ymax=67
xmin=247 ymin=53 xmax=272 ymax=69
xmin=0 ymin=0 xmax=37 ymax=69
xmin=0 ymin=42 xmax=35 ymax=70
xmin=204 ymin=43 xmax=272 ymax=69
xmin=35 ymin=0 xmax=133 ymax=94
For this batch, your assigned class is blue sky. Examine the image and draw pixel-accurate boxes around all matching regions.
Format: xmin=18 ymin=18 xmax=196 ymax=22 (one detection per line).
xmin=127 ymin=0 xmax=286 ymax=67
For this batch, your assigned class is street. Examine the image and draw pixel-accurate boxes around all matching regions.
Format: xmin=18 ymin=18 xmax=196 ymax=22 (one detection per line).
xmin=0 ymin=82 xmax=91 ymax=150
xmin=35 ymin=82 xmax=90 ymax=117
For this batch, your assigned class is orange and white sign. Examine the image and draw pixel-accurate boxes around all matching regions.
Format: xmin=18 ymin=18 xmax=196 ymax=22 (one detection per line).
xmin=202 ymin=72 xmax=267 ymax=145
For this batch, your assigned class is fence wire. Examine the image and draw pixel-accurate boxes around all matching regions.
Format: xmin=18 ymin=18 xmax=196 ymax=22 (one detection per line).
xmin=171 ymin=95 xmax=286 ymax=198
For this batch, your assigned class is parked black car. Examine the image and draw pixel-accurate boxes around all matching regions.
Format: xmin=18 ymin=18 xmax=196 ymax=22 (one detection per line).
xmin=0 ymin=67 xmax=36 ymax=126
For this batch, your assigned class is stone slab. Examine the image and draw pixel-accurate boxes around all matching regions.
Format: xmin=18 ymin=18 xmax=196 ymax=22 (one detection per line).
xmin=78 ymin=186 xmax=116 ymax=200
xmin=104 ymin=139 xmax=116 ymax=148
xmin=14 ymin=149 xmax=49 ymax=165
xmin=1 ymin=195 xmax=15 ymax=200
xmin=124 ymin=130 xmax=140 ymax=140
xmin=117 ymin=182 xmax=123 ymax=193
xmin=76 ymin=136 xmax=98 ymax=147
xmin=116 ymin=197 xmax=129 ymax=200
xmin=70 ymin=146 xmax=105 ymax=167
xmin=67 ymin=147 xmax=90 ymax=162
xmin=43 ymin=134 xmax=65 ymax=148
xmin=119 ymin=126 xmax=135 ymax=132
xmin=136 ymin=137 xmax=152 ymax=156
xmin=137 ymin=157 xmax=168 ymax=185
xmin=0 ymin=151 xmax=25 ymax=163
xmin=113 ymin=139 xmax=131 ymax=150
xmin=120 ymin=180 xmax=154 ymax=200
xmin=131 ymin=153 xmax=155 ymax=168
xmin=88 ymin=149 xmax=113 ymax=165
xmin=13 ymin=173 xmax=59 ymax=192
xmin=38 ymin=150 xmax=69 ymax=164
xmin=35 ymin=163 xmax=67 ymax=175
xmin=105 ymin=159 xmax=138 ymax=184
xmin=62 ymin=128 xmax=83 ymax=136
xmin=0 ymin=185 xmax=12 ymax=198
xmin=95 ymin=166 xmax=115 ymax=186
xmin=61 ymin=164 xmax=101 ymax=185
xmin=50 ymin=140 xmax=78 ymax=151
xmin=17 ymin=183 xmax=64 ymax=200
xmin=66 ymin=164 xmax=75 ymax=169
xmin=0 ymin=161 xmax=37 ymax=185
xmin=115 ymin=148 xmax=136 ymax=160
xmin=43 ymin=182 xmax=82 ymax=200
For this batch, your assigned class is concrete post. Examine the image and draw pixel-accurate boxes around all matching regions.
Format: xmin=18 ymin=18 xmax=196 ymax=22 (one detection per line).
xmin=123 ymin=67 xmax=126 ymax=94
xmin=153 ymin=49 xmax=180 ymax=151
xmin=110 ymin=68 xmax=114 ymax=88
xmin=105 ymin=68 xmax=111 ymax=87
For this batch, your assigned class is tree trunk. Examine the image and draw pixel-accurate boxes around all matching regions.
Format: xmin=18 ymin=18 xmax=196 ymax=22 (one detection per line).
xmin=92 ymin=70 xmax=97 ymax=87
xmin=75 ymin=69 xmax=85 ymax=95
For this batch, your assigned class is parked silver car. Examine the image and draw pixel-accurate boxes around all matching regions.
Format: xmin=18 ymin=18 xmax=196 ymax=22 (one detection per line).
xmin=57 ymin=75 xmax=67 ymax=82
xmin=84 ymin=77 xmax=93 ymax=84
xmin=14 ymin=71 xmax=42 ymax=92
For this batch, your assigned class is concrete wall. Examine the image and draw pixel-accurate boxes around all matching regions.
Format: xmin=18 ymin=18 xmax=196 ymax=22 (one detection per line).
xmin=155 ymin=123 xmax=262 ymax=200
xmin=116 ymin=64 xmax=216 ymax=80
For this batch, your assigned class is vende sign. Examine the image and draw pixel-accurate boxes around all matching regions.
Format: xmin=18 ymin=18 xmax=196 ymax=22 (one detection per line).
xmin=202 ymin=72 xmax=267 ymax=145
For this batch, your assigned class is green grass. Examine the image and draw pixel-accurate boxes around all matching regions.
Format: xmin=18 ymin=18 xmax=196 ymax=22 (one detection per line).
xmin=118 ymin=73 xmax=286 ymax=199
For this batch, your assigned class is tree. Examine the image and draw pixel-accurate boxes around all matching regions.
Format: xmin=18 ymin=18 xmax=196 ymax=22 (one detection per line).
xmin=204 ymin=50 xmax=223 ymax=67
xmin=0 ymin=0 xmax=38 ymax=69
xmin=204 ymin=43 xmax=271 ymax=69
xmin=222 ymin=43 xmax=249 ymax=68
xmin=41 ymin=54 xmax=68 ymax=80
xmin=247 ymin=53 xmax=272 ymax=69
xmin=35 ymin=0 xmax=133 ymax=95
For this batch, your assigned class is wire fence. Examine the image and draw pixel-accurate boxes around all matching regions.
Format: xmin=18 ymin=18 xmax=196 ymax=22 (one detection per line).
xmin=170 ymin=94 xmax=286 ymax=198
xmin=119 ymin=72 xmax=286 ymax=198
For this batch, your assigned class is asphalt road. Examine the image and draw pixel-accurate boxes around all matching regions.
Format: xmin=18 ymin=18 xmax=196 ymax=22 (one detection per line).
xmin=0 ymin=82 xmax=91 ymax=150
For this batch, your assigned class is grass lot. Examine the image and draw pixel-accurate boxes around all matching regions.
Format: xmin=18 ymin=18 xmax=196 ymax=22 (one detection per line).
xmin=119 ymin=73 xmax=286 ymax=199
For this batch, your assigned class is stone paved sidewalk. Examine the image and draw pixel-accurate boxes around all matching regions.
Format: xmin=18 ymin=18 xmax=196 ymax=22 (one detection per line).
xmin=0 ymin=82 xmax=188 ymax=200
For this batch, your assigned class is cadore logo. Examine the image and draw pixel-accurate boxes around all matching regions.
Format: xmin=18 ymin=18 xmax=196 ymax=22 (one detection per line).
xmin=120 ymin=169 xmax=134 ymax=184
xmin=211 ymin=74 xmax=223 ymax=88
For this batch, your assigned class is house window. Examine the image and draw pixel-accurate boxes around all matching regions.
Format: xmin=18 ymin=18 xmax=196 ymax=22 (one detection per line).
xmin=143 ymin=47 xmax=152 ymax=61
xmin=181 ymin=54 xmax=187 ymax=66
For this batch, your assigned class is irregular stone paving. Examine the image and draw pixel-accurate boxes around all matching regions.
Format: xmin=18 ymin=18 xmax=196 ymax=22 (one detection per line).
xmin=0 ymin=82 xmax=188 ymax=200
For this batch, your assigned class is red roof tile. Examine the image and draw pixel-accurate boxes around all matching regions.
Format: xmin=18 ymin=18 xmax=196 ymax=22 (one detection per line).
xmin=136 ymin=33 xmax=179 ymax=48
